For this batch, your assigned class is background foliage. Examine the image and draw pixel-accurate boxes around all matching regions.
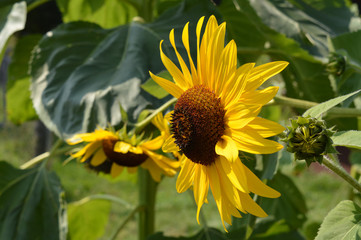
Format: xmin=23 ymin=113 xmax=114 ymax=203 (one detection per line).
xmin=1 ymin=0 xmax=361 ymax=239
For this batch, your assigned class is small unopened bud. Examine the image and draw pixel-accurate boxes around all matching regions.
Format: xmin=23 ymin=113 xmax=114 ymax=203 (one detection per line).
xmin=282 ymin=116 xmax=337 ymax=166
xmin=326 ymin=52 xmax=346 ymax=76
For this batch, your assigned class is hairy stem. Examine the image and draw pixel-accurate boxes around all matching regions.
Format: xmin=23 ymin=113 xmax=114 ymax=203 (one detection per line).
xmin=322 ymin=155 xmax=361 ymax=193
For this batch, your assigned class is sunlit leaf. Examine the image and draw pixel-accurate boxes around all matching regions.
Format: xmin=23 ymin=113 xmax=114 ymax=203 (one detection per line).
xmin=331 ymin=131 xmax=361 ymax=150
xmin=0 ymin=1 xmax=26 ymax=62
xmin=6 ymin=34 xmax=41 ymax=124
xmin=56 ymin=0 xmax=138 ymax=28
xmin=302 ymin=89 xmax=361 ymax=118
xmin=315 ymin=200 xmax=361 ymax=240
xmin=141 ymin=71 xmax=171 ymax=99
xmin=0 ymin=161 xmax=65 ymax=240
xmin=68 ymin=198 xmax=111 ymax=240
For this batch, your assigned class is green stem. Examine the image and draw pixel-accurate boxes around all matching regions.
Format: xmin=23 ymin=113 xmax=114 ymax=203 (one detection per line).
xmin=271 ymin=95 xmax=361 ymax=118
xmin=138 ymin=168 xmax=158 ymax=240
xmin=27 ymin=0 xmax=50 ymax=12
xmin=134 ymin=97 xmax=177 ymax=133
xmin=20 ymin=138 xmax=63 ymax=169
xmin=109 ymin=205 xmax=144 ymax=240
xmin=140 ymin=0 xmax=155 ymax=22
xmin=322 ymin=155 xmax=361 ymax=193
xmin=75 ymin=194 xmax=133 ymax=209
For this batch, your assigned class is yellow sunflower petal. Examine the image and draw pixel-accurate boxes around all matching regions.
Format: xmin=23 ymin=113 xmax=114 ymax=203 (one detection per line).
xmin=143 ymin=149 xmax=179 ymax=175
xmin=244 ymin=117 xmax=286 ymax=138
xmin=196 ymin=16 xmax=205 ymax=84
xmin=245 ymin=61 xmax=289 ymax=92
xmin=215 ymin=135 xmax=238 ymax=162
xmin=149 ymin=71 xmax=183 ymax=98
xmin=141 ymin=136 xmax=163 ymax=150
xmin=243 ymin=164 xmax=280 ymax=198
xmin=233 ymin=131 xmax=284 ymax=154
xmin=110 ymin=163 xmax=124 ymax=178
xmin=113 ymin=141 xmax=131 ymax=153
xmin=182 ymin=22 xmax=199 ymax=85
xmin=127 ymin=167 xmax=138 ymax=174
xmin=238 ymin=191 xmax=268 ymax=217
xmin=90 ymin=148 xmax=107 ymax=166
xmin=141 ymin=160 xmax=162 ymax=182
xmin=162 ymin=135 xmax=180 ymax=153
xmin=239 ymin=86 xmax=279 ymax=106
xmin=176 ymin=158 xmax=196 ymax=193
xmin=207 ymin=164 xmax=227 ymax=230
xmin=222 ymin=63 xmax=254 ymax=105
xmin=169 ymin=29 xmax=192 ymax=89
xmin=193 ymin=165 xmax=209 ymax=224
xmin=216 ymin=157 xmax=248 ymax=193
xmin=79 ymin=141 xmax=102 ymax=163
xmin=214 ymin=40 xmax=237 ymax=95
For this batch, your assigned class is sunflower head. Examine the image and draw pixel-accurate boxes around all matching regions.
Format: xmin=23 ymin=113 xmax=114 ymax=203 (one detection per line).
xmin=67 ymin=114 xmax=179 ymax=180
xmin=150 ymin=15 xmax=288 ymax=229
xmin=283 ymin=116 xmax=336 ymax=166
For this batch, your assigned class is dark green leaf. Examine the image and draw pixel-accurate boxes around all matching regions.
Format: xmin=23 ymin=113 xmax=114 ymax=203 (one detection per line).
xmin=315 ymin=200 xmax=361 ymax=240
xmin=250 ymin=0 xmax=361 ymax=58
xmin=68 ymin=198 xmax=111 ymax=240
xmin=261 ymin=172 xmax=307 ymax=229
xmin=30 ymin=0 xmax=216 ymax=139
xmin=147 ymin=227 xmax=226 ymax=240
xmin=6 ymin=34 xmax=41 ymax=124
xmin=56 ymin=0 xmax=138 ymax=28
xmin=331 ymin=130 xmax=361 ymax=150
xmin=252 ymin=218 xmax=304 ymax=240
xmin=330 ymin=31 xmax=361 ymax=105
xmin=302 ymin=89 xmax=361 ymax=118
xmin=0 ymin=161 xmax=65 ymax=240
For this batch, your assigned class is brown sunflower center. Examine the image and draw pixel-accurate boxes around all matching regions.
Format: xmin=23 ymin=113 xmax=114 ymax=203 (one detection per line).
xmin=102 ymin=139 xmax=148 ymax=167
xmin=171 ymin=85 xmax=225 ymax=166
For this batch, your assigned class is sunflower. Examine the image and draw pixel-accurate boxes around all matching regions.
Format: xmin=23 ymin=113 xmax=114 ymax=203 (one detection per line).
xmin=149 ymin=15 xmax=288 ymax=228
xmin=66 ymin=113 xmax=180 ymax=181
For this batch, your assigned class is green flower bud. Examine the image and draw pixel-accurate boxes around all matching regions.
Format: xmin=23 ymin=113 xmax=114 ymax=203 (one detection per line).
xmin=282 ymin=116 xmax=337 ymax=166
xmin=326 ymin=52 xmax=346 ymax=76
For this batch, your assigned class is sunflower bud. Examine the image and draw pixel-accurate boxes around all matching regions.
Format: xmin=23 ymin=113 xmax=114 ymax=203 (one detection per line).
xmin=282 ymin=116 xmax=336 ymax=166
xmin=326 ymin=52 xmax=346 ymax=76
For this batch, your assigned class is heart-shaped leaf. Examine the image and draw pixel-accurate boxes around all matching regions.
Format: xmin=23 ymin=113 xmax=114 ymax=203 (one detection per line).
xmin=30 ymin=0 xmax=216 ymax=138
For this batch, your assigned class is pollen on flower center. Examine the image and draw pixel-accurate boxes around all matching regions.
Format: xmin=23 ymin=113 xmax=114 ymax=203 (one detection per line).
xmin=102 ymin=139 xmax=147 ymax=167
xmin=171 ymin=85 xmax=225 ymax=166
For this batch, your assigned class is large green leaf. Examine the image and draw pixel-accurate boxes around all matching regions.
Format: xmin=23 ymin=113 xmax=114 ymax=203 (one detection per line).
xmin=302 ymin=89 xmax=361 ymax=118
xmin=0 ymin=1 xmax=26 ymax=62
xmin=147 ymin=228 xmax=227 ymax=240
xmin=30 ymin=0 xmax=216 ymax=138
xmin=315 ymin=200 xmax=361 ymax=240
xmin=56 ymin=0 xmax=138 ymax=29
xmin=68 ymin=198 xmax=111 ymax=240
xmin=250 ymin=0 xmax=361 ymax=58
xmin=331 ymin=131 xmax=361 ymax=150
xmin=0 ymin=161 xmax=66 ymax=240
xmin=261 ymin=172 xmax=307 ymax=229
xmin=6 ymin=34 xmax=41 ymax=124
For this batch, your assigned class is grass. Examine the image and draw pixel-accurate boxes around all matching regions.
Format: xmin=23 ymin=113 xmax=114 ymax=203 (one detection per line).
xmin=0 ymin=121 xmax=353 ymax=239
